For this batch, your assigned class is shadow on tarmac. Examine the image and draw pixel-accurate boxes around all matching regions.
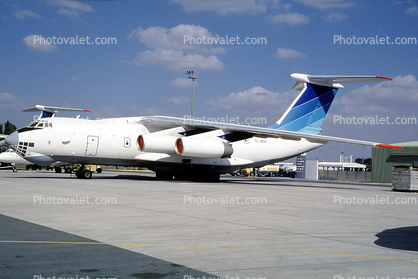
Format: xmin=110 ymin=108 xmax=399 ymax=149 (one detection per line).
xmin=0 ymin=214 xmax=218 ymax=279
xmin=375 ymin=226 xmax=418 ymax=252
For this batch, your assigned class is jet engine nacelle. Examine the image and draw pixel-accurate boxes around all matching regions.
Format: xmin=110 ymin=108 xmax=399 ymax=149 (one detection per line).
xmin=138 ymin=134 xmax=177 ymax=154
xmin=175 ymin=137 xmax=233 ymax=158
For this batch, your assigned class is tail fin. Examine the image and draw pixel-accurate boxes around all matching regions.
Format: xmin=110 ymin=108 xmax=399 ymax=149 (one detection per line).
xmin=268 ymin=73 xmax=392 ymax=135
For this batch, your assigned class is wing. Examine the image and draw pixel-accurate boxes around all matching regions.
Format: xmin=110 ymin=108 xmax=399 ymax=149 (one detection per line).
xmin=138 ymin=116 xmax=402 ymax=149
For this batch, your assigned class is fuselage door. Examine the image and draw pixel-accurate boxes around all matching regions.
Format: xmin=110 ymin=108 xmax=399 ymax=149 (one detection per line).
xmin=85 ymin=136 xmax=99 ymax=156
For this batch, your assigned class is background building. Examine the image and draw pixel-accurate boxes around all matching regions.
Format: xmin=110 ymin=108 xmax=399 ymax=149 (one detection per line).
xmin=372 ymin=141 xmax=418 ymax=183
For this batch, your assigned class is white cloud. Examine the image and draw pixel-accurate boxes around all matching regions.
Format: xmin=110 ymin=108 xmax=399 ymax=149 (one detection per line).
xmin=0 ymin=92 xmax=16 ymax=102
xmin=169 ymin=77 xmax=198 ymax=88
xmin=296 ymin=0 xmax=355 ymax=9
xmin=205 ymin=75 xmax=418 ymax=127
xmin=206 ymin=86 xmax=297 ymax=124
xmin=267 ymin=13 xmax=310 ymax=25
xmin=91 ymin=107 xmax=120 ymax=118
xmin=92 ymin=106 xmax=167 ymax=118
xmin=337 ymin=75 xmax=418 ymax=115
xmin=321 ymin=75 xmax=418 ymax=145
xmin=130 ymin=24 xmax=226 ymax=72
xmin=165 ymin=96 xmax=190 ymax=105
xmin=171 ymin=0 xmax=279 ymax=16
xmin=13 ymin=9 xmax=41 ymax=20
xmin=0 ymin=92 xmax=21 ymax=109
xmin=23 ymin=35 xmax=58 ymax=52
xmin=49 ymin=0 xmax=93 ymax=12
xmin=133 ymin=48 xmax=223 ymax=72
xmin=137 ymin=107 xmax=167 ymax=116
xmin=129 ymin=24 xmax=226 ymax=54
xmin=208 ymin=86 xmax=283 ymax=109
xmin=405 ymin=6 xmax=418 ymax=16
xmin=325 ymin=12 xmax=348 ymax=22
xmin=274 ymin=47 xmax=306 ymax=59
xmin=57 ymin=8 xmax=80 ymax=18
xmin=48 ymin=0 xmax=93 ymax=19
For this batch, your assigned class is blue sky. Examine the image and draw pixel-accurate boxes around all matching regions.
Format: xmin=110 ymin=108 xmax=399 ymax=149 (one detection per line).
xmin=1 ymin=0 xmax=417 ymax=161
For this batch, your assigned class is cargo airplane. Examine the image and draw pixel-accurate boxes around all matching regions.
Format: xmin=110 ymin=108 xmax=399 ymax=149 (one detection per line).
xmin=0 ymin=73 xmax=401 ymax=181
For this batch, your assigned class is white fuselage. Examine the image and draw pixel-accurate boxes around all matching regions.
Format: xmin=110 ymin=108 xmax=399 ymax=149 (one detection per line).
xmin=16 ymin=116 xmax=323 ymax=173
xmin=0 ymin=149 xmax=31 ymax=164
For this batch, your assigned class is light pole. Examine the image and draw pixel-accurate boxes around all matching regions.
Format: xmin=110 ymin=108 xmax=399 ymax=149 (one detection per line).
xmin=185 ymin=70 xmax=197 ymax=118
xmin=334 ymin=145 xmax=340 ymax=162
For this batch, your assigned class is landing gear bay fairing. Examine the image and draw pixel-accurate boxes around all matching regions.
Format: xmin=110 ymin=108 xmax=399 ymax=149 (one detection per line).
xmin=0 ymin=74 xmax=401 ymax=181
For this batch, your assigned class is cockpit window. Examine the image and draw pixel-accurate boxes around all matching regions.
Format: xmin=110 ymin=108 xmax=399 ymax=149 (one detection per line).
xmin=26 ymin=120 xmax=52 ymax=129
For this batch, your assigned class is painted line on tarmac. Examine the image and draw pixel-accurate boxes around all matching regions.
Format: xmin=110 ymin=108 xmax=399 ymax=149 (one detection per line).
xmin=1 ymin=240 xmax=417 ymax=262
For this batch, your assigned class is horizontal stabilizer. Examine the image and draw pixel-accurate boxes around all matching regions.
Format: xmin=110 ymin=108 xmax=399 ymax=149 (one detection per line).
xmin=23 ymin=105 xmax=90 ymax=113
xmin=291 ymin=73 xmax=392 ymax=90
xmin=23 ymin=105 xmax=90 ymax=118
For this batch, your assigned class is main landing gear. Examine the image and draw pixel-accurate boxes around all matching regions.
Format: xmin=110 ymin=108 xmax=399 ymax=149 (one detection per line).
xmin=75 ymin=165 xmax=93 ymax=179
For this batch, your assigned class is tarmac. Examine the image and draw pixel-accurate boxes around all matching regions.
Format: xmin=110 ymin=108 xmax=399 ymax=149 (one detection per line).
xmin=0 ymin=169 xmax=417 ymax=279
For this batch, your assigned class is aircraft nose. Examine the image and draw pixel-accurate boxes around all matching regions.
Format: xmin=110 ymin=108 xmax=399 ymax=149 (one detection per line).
xmin=5 ymin=131 xmax=19 ymax=146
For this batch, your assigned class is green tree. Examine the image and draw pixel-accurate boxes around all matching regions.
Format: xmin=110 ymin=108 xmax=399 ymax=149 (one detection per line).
xmin=364 ymin=158 xmax=372 ymax=171
xmin=1 ymin=121 xmax=17 ymax=135
xmin=355 ymin=157 xmax=372 ymax=171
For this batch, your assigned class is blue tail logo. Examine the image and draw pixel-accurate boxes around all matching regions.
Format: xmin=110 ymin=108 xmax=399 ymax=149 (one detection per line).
xmin=268 ymin=83 xmax=338 ymax=135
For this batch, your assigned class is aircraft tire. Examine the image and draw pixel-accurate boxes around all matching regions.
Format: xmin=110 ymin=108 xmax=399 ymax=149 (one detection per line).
xmin=174 ymin=173 xmax=189 ymax=181
xmin=156 ymin=172 xmax=173 ymax=180
xmin=81 ymin=169 xmax=92 ymax=179
xmin=208 ymin=172 xmax=220 ymax=182
xmin=192 ymin=172 xmax=220 ymax=182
